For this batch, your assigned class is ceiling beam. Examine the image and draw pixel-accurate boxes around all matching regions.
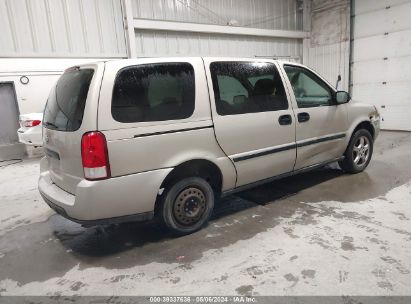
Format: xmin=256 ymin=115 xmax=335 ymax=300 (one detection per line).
xmin=133 ymin=19 xmax=310 ymax=40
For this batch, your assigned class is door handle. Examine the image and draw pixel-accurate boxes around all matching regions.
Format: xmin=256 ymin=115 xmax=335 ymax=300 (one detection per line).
xmin=278 ymin=114 xmax=292 ymax=125
xmin=298 ymin=112 xmax=310 ymax=123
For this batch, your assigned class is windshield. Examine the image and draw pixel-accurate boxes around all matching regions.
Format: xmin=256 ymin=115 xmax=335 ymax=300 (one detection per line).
xmin=43 ymin=68 xmax=94 ymax=131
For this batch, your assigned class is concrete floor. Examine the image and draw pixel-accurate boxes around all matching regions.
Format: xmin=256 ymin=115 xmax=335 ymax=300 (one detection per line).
xmin=0 ymin=131 xmax=411 ymax=296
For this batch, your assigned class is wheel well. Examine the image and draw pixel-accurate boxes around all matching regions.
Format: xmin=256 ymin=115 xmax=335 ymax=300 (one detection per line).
xmin=160 ymin=159 xmax=223 ymax=195
xmin=353 ymin=121 xmax=375 ymax=139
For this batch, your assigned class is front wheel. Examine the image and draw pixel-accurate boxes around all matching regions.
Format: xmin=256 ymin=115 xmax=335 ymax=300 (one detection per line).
xmin=339 ymin=129 xmax=373 ymax=174
xmin=158 ymin=177 xmax=214 ymax=235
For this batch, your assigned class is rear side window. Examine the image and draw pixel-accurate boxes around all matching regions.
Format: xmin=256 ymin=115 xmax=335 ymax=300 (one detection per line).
xmin=112 ymin=63 xmax=195 ymax=123
xmin=210 ymin=62 xmax=288 ymax=116
xmin=43 ymin=68 xmax=94 ymax=131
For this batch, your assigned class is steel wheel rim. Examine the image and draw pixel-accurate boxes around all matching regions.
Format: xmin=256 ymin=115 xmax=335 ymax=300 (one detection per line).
xmin=352 ymin=135 xmax=370 ymax=166
xmin=173 ymin=187 xmax=207 ymax=226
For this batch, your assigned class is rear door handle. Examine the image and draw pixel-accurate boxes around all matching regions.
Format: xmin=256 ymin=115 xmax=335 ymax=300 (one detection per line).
xmin=278 ymin=114 xmax=292 ymax=125
xmin=298 ymin=112 xmax=310 ymax=123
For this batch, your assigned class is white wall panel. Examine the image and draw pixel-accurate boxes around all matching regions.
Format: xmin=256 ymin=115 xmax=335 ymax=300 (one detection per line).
xmin=352 ymin=57 xmax=411 ymax=85
xmin=131 ymin=0 xmax=303 ymax=31
xmin=352 ymin=83 xmax=411 ymax=107
xmin=130 ymin=0 xmax=304 ymax=60
xmin=352 ymin=0 xmax=411 ymax=131
xmin=352 ymin=29 xmax=411 ymax=62
xmin=0 ymin=1 xmax=14 ymax=54
xmin=134 ymin=30 xmax=302 ymax=59
xmin=307 ymin=41 xmax=350 ymax=90
xmin=355 ymin=0 xmax=411 ymax=14
xmin=0 ymin=0 xmax=127 ymax=58
xmin=354 ymin=2 xmax=411 ymax=38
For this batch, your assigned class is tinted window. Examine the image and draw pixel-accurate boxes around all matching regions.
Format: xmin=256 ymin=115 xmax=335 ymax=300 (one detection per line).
xmin=217 ymin=75 xmax=248 ymax=105
xmin=43 ymin=68 xmax=94 ymax=131
xmin=248 ymin=74 xmax=274 ymax=86
xmin=284 ymin=65 xmax=332 ymax=108
xmin=210 ymin=62 xmax=288 ymax=115
xmin=112 ymin=63 xmax=195 ymax=123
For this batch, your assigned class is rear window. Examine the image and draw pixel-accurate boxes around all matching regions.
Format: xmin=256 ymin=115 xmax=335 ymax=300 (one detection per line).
xmin=43 ymin=68 xmax=94 ymax=131
xmin=111 ymin=63 xmax=195 ymax=123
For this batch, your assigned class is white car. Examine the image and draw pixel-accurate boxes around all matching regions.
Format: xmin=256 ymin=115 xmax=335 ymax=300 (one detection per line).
xmin=18 ymin=113 xmax=43 ymax=146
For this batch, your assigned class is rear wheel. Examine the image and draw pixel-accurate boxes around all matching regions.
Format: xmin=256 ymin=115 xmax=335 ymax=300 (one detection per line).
xmin=158 ymin=177 xmax=214 ymax=235
xmin=339 ymin=129 xmax=373 ymax=173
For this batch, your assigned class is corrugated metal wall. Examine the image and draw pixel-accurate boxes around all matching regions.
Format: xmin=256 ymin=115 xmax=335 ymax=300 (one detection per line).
xmin=132 ymin=0 xmax=302 ymax=30
xmin=0 ymin=0 xmax=127 ymax=58
xmin=135 ymin=30 xmax=302 ymax=59
xmin=0 ymin=0 xmax=304 ymax=59
xmin=131 ymin=0 xmax=304 ymax=59
xmin=305 ymin=0 xmax=350 ymax=90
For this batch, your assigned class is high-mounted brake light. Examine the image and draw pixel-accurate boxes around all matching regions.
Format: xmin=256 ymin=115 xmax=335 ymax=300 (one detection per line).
xmin=22 ymin=120 xmax=41 ymax=127
xmin=81 ymin=131 xmax=111 ymax=180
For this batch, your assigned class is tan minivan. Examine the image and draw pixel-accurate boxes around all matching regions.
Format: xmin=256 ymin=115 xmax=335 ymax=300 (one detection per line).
xmin=39 ymin=57 xmax=380 ymax=235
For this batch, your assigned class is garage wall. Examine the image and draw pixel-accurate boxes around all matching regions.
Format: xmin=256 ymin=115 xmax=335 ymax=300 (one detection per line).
xmin=304 ymin=0 xmax=350 ymax=91
xmin=131 ymin=0 xmax=304 ymax=60
xmin=0 ymin=0 xmax=127 ymax=117
xmin=132 ymin=0 xmax=302 ymax=30
xmin=0 ymin=0 xmax=127 ymax=58
xmin=351 ymin=0 xmax=411 ymax=131
xmin=134 ymin=30 xmax=302 ymax=59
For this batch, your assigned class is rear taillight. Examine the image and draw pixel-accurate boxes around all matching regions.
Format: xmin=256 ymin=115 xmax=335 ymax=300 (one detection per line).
xmin=81 ymin=131 xmax=111 ymax=180
xmin=22 ymin=120 xmax=41 ymax=127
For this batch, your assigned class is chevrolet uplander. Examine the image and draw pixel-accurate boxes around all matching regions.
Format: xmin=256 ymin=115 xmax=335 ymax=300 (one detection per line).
xmin=39 ymin=58 xmax=380 ymax=235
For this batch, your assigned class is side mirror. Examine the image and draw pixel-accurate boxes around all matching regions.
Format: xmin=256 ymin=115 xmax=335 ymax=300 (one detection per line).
xmin=335 ymin=91 xmax=351 ymax=104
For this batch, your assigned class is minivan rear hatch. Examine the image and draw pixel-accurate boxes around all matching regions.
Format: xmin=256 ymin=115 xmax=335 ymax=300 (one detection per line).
xmin=43 ymin=64 xmax=103 ymax=194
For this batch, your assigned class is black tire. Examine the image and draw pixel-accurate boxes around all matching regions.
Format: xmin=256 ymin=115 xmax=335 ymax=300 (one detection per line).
xmin=339 ymin=129 xmax=373 ymax=174
xmin=158 ymin=177 xmax=214 ymax=235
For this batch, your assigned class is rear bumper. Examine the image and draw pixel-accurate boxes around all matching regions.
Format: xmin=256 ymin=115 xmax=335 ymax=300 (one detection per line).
xmin=41 ymin=193 xmax=153 ymax=226
xmin=18 ymin=127 xmax=42 ymax=146
xmin=38 ymin=158 xmax=172 ymax=226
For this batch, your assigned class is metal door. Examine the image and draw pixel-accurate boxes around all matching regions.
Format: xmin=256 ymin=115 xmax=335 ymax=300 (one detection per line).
xmin=0 ymin=83 xmax=20 ymax=145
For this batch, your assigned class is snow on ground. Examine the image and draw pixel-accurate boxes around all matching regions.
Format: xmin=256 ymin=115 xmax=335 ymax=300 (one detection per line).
xmin=1 ymin=181 xmax=410 ymax=296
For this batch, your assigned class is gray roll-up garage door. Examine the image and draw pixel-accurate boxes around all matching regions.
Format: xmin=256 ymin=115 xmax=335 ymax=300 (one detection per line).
xmin=0 ymin=82 xmax=25 ymax=160
xmin=0 ymin=83 xmax=19 ymax=145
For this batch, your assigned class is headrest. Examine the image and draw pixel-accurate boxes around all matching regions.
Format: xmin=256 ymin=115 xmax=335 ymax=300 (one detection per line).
xmin=253 ymin=79 xmax=274 ymax=96
xmin=290 ymin=72 xmax=300 ymax=86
